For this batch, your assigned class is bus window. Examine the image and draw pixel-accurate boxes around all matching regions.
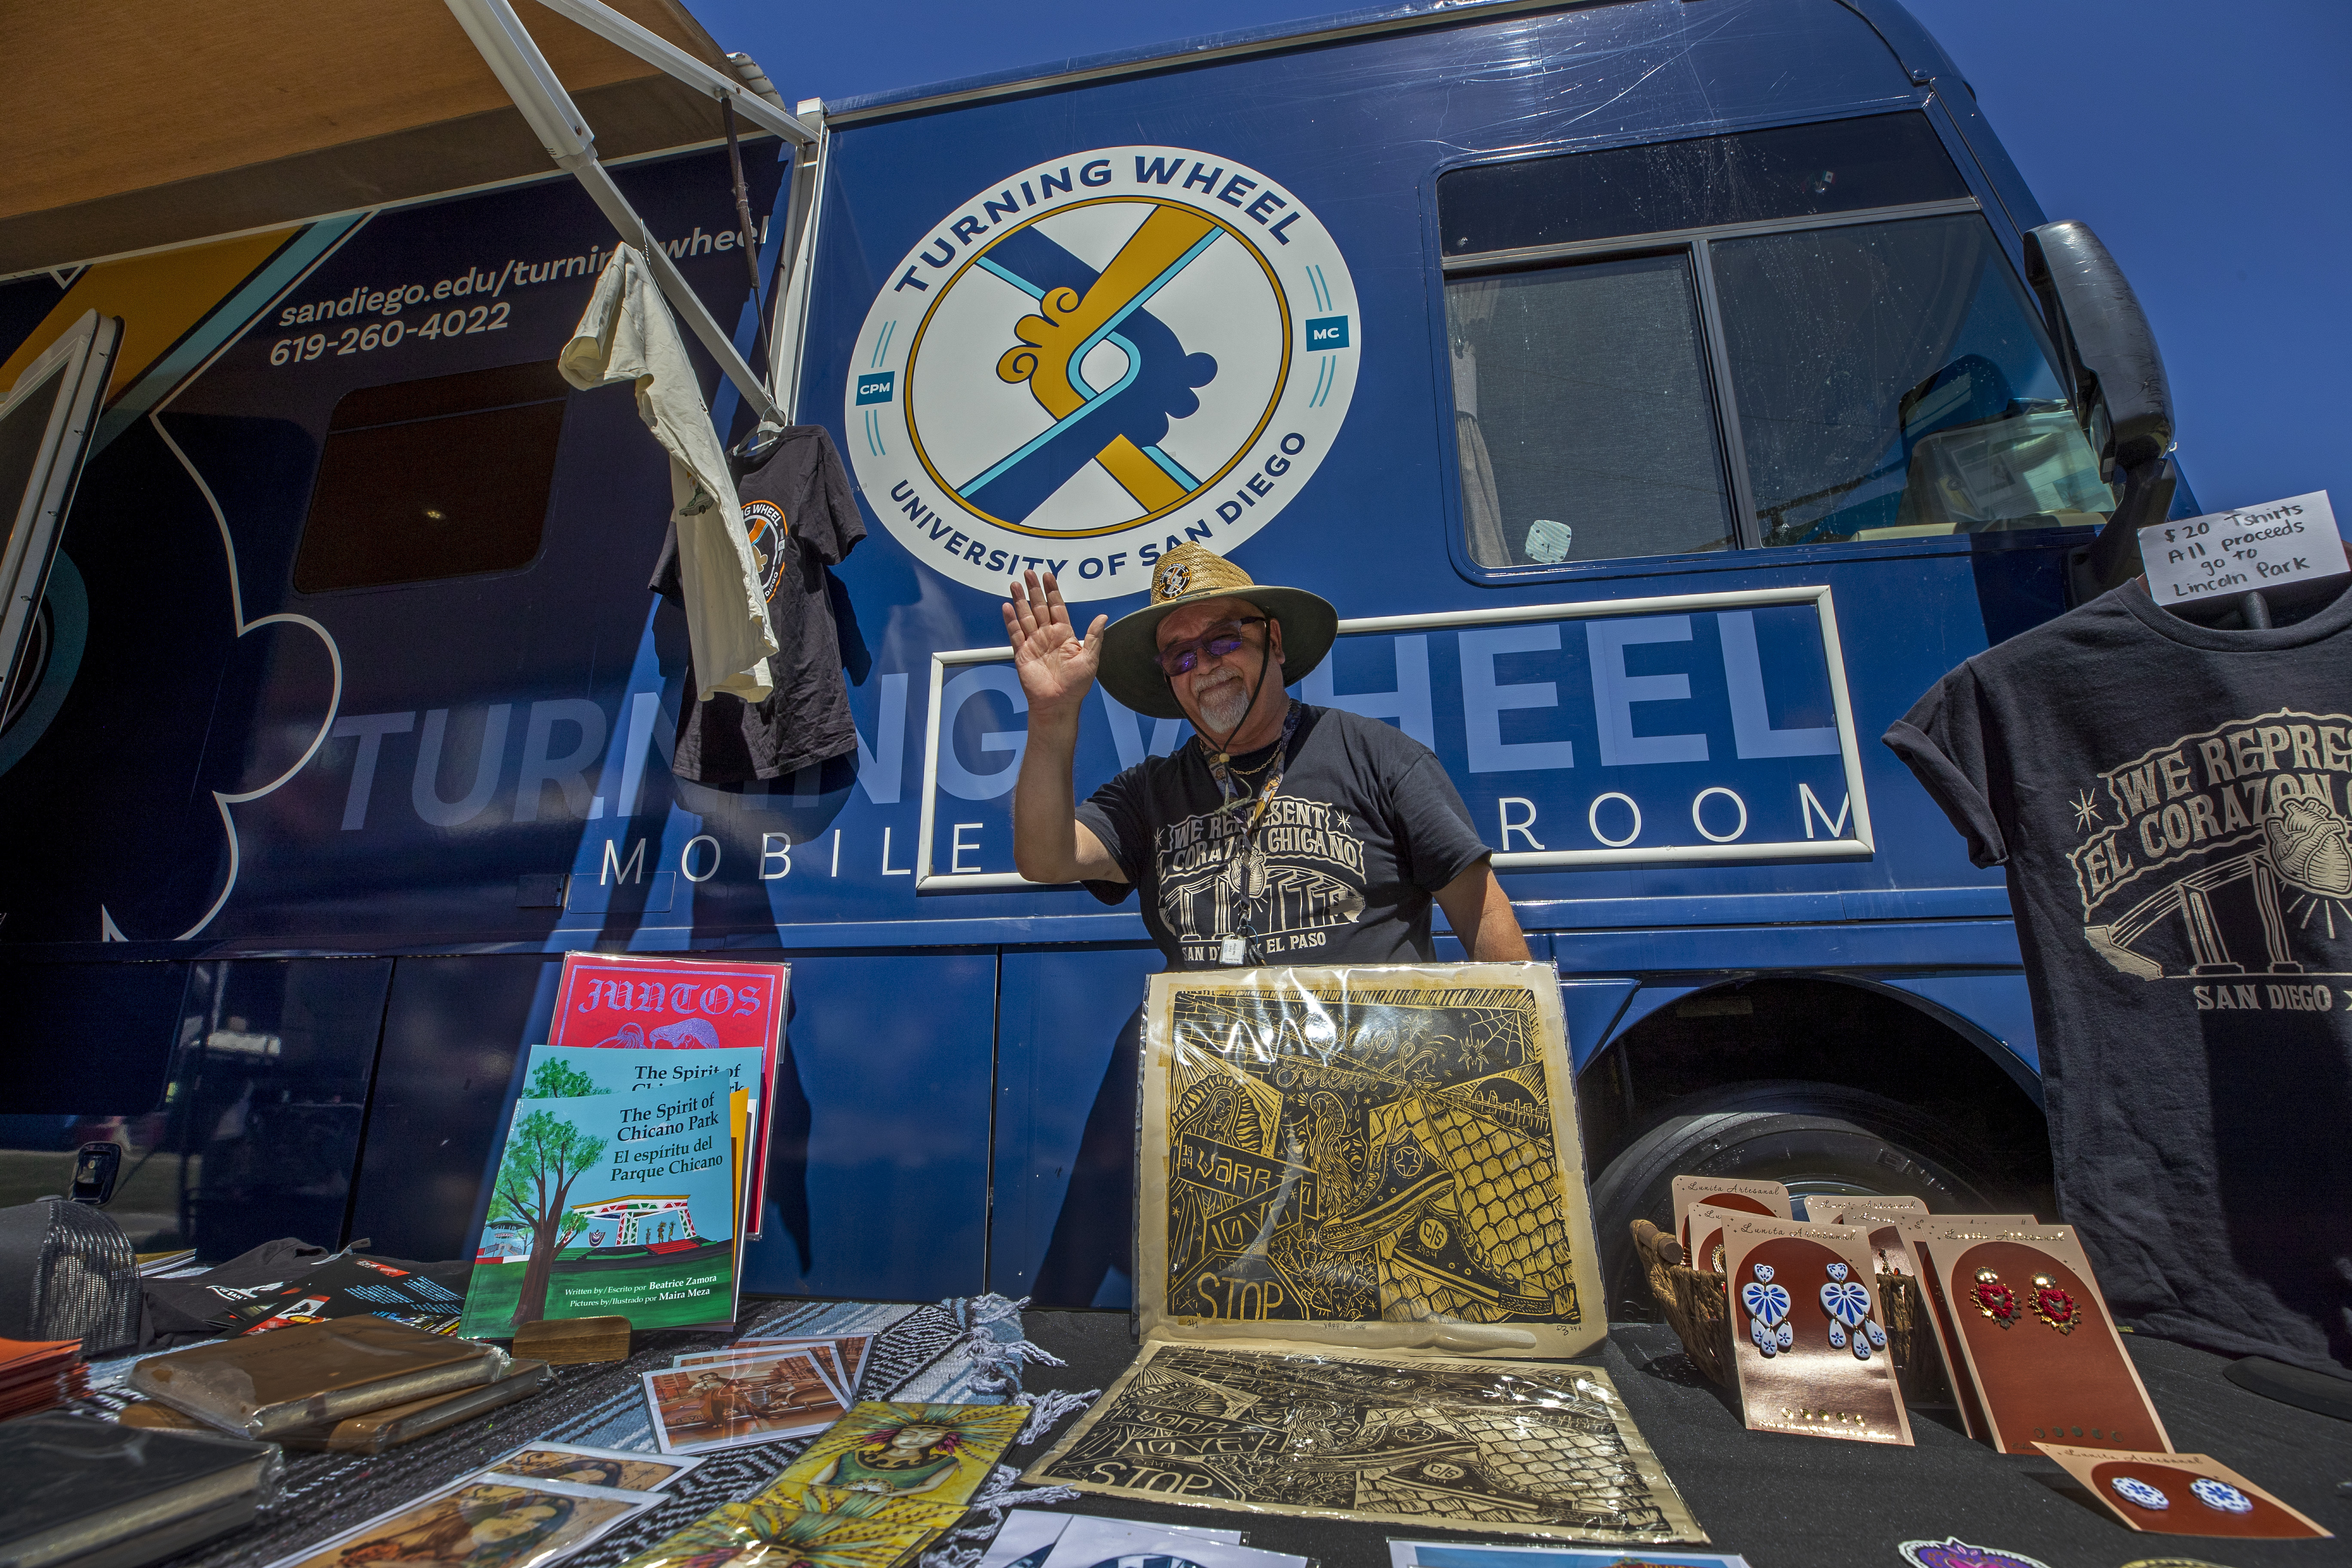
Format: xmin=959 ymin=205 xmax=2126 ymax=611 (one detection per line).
xmin=1448 ymin=254 xmax=1735 ymax=567
xmin=1712 ymin=213 xmax=2114 ymax=546
xmin=293 ymin=362 xmax=569 ymax=593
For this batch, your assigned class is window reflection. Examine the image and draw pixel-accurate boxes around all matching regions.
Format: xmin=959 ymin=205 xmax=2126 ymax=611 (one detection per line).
xmin=1710 ymin=214 xmax=2113 ymax=546
xmin=1449 ymin=254 xmax=1735 ymax=567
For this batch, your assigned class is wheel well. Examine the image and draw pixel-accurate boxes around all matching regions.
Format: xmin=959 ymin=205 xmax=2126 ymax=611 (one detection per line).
xmin=1575 ymin=975 xmax=2052 ymax=1200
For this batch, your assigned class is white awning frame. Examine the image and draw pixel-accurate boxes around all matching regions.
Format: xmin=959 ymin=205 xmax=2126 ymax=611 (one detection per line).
xmin=445 ymin=0 xmax=813 ymax=424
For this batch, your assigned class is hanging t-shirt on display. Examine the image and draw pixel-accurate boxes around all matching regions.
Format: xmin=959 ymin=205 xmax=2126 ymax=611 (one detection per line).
xmin=652 ymin=425 xmax=868 ymax=783
xmin=1885 ymin=573 xmax=2352 ymax=1375
xmin=1077 ymin=702 xmax=1493 ymax=970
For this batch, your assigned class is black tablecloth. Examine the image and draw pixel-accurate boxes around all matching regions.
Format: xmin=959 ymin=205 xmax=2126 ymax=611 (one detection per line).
xmin=1019 ymin=1313 xmax=2350 ymax=1568
xmin=143 ymin=1306 xmax=2348 ymax=1568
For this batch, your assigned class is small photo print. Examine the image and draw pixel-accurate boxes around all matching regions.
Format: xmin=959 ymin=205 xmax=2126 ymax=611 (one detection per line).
xmin=263 ymin=1475 xmax=656 ymax=1568
xmin=671 ymin=1343 xmax=849 ymax=1406
xmin=643 ymin=1347 xmax=848 ymax=1454
xmin=479 ymin=1441 xmax=702 ymax=1493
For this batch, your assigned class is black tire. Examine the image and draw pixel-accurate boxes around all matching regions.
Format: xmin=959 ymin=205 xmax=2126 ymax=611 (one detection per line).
xmin=1588 ymin=1080 xmax=2009 ymax=1321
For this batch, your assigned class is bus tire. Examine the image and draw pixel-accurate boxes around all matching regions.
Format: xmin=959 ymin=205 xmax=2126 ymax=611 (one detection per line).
xmin=1586 ymin=1079 xmax=2007 ymax=1322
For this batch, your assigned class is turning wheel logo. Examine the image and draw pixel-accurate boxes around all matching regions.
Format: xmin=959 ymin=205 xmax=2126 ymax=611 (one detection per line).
xmin=844 ymin=147 xmax=1359 ymax=600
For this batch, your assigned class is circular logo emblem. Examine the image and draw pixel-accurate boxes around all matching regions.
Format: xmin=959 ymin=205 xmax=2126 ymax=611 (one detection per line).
xmin=741 ymin=500 xmax=789 ymax=605
xmin=844 ymin=147 xmax=1358 ymax=600
xmin=1159 ymin=562 xmax=1191 ymax=597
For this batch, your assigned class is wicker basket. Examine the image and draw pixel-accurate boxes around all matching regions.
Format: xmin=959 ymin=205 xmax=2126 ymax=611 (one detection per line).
xmin=1629 ymin=1219 xmax=1947 ymax=1399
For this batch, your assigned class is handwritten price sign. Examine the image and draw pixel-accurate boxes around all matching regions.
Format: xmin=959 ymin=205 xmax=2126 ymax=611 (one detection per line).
xmin=2140 ymin=490 xmax=2346 ymax=603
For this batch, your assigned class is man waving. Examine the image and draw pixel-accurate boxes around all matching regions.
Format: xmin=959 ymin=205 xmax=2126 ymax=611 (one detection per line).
xmin=1003 ymin=543 xmax=1527 ymax=968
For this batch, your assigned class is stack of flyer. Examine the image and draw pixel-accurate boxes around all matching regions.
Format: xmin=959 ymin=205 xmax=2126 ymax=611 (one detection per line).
xmin=457 ymin=955 xmax=788 ymax=1340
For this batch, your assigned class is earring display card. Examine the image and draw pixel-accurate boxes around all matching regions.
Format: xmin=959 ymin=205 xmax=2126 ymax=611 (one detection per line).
xmin=1805 ymin=1195 xmax=1926 ymax=1225
xmin=1715 ymin=1211 xmax=1914 ymax=1446
xmin=1884 ymin=1216 xmax=2040 ymax=1440
xmin=1899 ymin=1218 xmax=2170 ymax=1455
xmin=1670 ymin=1176 xmax=1792 ymax=1275
xmin=1137 ymin=963 xmax=1604 ymax=1359
xmin=2034 ymin=1444 xmax=2332 ymax=1539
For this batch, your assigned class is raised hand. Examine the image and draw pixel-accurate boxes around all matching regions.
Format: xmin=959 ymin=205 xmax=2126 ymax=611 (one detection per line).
xmin=1003 ymin=570 xmax=1107 ymax=723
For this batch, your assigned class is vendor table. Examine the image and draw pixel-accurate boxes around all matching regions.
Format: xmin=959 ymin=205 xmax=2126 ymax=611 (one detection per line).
xmin=141 ymin=1307 xmax=2347 ymax=1568
xmin=1023 ymin=1314 xmax=2349 ymax=1568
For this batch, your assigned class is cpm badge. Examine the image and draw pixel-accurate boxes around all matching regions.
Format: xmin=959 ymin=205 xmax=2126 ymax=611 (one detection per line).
xmin=844 ymin=147 xmax=1359 ymax=600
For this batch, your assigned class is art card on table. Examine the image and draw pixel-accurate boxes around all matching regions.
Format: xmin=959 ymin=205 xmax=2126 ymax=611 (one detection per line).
xmin=549 ymin=951 xmax=789 ymax=1237
xmin=1041 ymin=1518 xmax=1302 ymax=1568
xmin=1138 ymin=962 xmax=1605 ymax=1359
xmin=1388 ymin=1541 xmax=1752 ymax=1568
xmin=674 ymin=1337 xmax=869 ymax=1402
xmin=643 ymin=1347 xmax=847 ymax=1455
xmin=1897 ymin=1216 xmax=2169 ymax=1455
xmin=261 ymin=1474 xmax=658 ymax=1568
xmin=725 ymin=1334 xmax=873 ymax=1396
xmin=612 ymin=1497 xmax=940 ymax=1568
xmin=666 ymin=1344 xmax=848 ymax=1407
xmin=1669 ymin=1176 xmax=1791 ymax=1274
xmin=1024 ymin=1338 xmax=1706 ymax=1544
xmin=479 ymin=1440 xmax=701 ymax=1492
xmin=457 ymin=1044 xmax=761 ymax=1338
xmin=2034 ymin=1443 xmax=2332 ymax=1539
xmin=977 ymin=1509 xmax=1243 ymax=1568
xmin=760 ymin=1401 xmax=1029 ymax=1519
xmin=1712 ymin=1208 xmax=1913 ymax=1446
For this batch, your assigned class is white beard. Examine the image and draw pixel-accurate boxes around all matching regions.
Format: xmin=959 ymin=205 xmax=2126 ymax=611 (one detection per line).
xmin=1193 ymin=669 xmax=1253 ymax=738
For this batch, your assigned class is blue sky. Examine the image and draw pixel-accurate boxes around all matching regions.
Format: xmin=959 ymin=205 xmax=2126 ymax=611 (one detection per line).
xmin=686 ymin=0 xmax=2349 ymax=518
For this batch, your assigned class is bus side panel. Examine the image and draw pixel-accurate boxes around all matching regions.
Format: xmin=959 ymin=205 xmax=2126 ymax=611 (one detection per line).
xmin=988 ymin=946 xmax=1161 ymax=1307
xmin=735 ymin=950 xmax=996 ymax=1301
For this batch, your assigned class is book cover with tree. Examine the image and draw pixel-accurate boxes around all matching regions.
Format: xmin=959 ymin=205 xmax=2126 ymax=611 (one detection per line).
xmin=459 ymin=1044 xmax=763 ymax=1337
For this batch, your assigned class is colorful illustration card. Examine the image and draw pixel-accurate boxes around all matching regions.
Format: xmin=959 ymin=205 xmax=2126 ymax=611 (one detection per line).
xmin=1023 ymin=1339 xmax=1706 ymax=1544
xmin=1139 ymin=963 xmax=1605 ymax=1360
xmin=481 ymin=1440 xmax=701 ymax=1492
xmin=611 ymin=1498 xmax=938 ymax=1568
xmin=1714 ymin=1209 xmax=1914 ymax=1446
xmin=550 ymin=952 xmax=788 ymax=1238
xmin=262 ymin=1474 xmax=658 ymax=1568
xmin=1897 ymin=1216 xmax=2169 ymax=1455
xmin=459 ymin=1044 xmax=762 ymax=1338
xmin=1388 ymin=1542 xmax=1752 ymax=1568
xmin=643 ymin=1348 xmax=847 ymax=1455
xmin=2034 ymin=1443 xmax=2332 ymax=1538
xmin=674 ymin=1338 xmax=866 ymax=1403
xmin=1670 ymin=1176 xmax=1792 ymax=1274
xmin=762 ymin=1401 xmax=1029 ymax=1518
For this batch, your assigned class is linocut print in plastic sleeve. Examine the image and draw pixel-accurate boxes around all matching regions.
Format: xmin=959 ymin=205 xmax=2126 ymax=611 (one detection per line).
xmin=1138 ymin=962 xmax=1604 ymax=1359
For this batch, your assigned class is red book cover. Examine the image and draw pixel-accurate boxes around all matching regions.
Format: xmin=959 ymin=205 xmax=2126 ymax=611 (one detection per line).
xmin=548 ymin=953 xmax=788 ymax=1238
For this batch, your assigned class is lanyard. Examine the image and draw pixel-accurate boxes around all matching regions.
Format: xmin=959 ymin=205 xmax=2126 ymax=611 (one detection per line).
xmin=1205 ymin=700 xmax=1302 ymax=829
xmin=1204 ymin=701 xmax=1301 ymax=965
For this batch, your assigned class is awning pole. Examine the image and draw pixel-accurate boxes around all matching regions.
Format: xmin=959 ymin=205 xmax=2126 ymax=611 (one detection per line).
xmin=443 ymin=0 xmax=784 ymax=425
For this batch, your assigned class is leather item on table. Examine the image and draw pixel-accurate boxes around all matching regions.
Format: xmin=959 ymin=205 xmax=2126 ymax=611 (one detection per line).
xmin=129 ymin=1315 xmax=508 ymax=1438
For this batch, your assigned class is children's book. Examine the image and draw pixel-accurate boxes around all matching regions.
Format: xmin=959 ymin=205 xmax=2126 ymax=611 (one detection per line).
xmin=547 ymin=952 xmax=788 ymax=1238
xmin=458 ymin=1044 xmax=763 ymax=1337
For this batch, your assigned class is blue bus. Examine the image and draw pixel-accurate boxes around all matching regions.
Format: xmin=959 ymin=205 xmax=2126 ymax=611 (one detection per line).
xmin=0 ymin=0 xmax=2196 ymax=1316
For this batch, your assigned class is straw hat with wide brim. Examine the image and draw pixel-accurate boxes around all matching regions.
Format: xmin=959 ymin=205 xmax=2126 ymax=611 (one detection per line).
xmin=1096 ymin=544 xmax=1338 ymax=720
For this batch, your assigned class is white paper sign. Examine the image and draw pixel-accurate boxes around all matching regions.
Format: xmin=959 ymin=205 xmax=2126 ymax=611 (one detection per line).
xmin=2140 ymin=490 xmax=2346 ymax=603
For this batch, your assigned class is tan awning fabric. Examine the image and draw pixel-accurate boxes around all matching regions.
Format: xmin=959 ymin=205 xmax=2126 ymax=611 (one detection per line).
xmin=0 ymin=0 xmax=744 ymax=277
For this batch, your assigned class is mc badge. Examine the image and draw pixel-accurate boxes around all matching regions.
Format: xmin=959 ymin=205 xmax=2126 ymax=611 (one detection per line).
xmin=845 ymin=147 xmax=1358 ymax=600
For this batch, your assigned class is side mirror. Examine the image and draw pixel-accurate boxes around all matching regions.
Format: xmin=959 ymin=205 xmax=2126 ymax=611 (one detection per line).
xmin=2023 ymin=221 xmax=2176 ymax=596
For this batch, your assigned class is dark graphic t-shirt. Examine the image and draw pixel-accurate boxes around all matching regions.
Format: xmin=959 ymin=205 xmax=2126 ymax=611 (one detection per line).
xmin=1886 ymin=575 xmax=2352 ymax=1373
xmin=1077 ymin=703 xmax=1493 ymax=970
xmin=653 ymin=425 xmax=867 ymax=782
